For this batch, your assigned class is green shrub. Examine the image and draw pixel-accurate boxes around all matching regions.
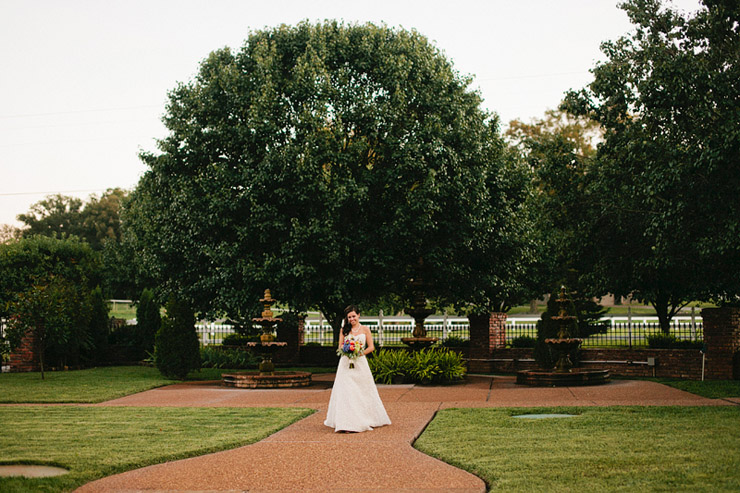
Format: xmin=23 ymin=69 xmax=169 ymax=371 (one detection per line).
xmin=408 ymin=348 xmax=467 ymax=384
xmin=440 ymin=336 xmax=470 ymax=348
xmin=647 ymin=334 xmax=703 ymax=349
xmin=154 ymin=296 xmax=201 ymax=379
xmin=647 ymin=334 xmax=677 ymax=349
xmin=511 ymin=336 xmax=537 ymax=348
xmin=136 ymin=288 xmax=161 ymax=354
xmin=369 ymin=349 xmax=412 ymax=384
xmin=200 ymin=346 xmax=258 ymax=369
xmin=84 ymin=286 xmax=109 ymax=365
xmin=222 ymin=333 xmax=251 ymax=346
xmin=369 ymin=347 xmax=466 ymax=385
xmin=671 ymin=339 xmax=704 ymax=350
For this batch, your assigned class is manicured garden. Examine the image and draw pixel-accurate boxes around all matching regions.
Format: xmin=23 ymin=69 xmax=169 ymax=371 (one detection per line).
xmin=3 ymin=366 xmax=740 ymax=492
xmin=0 ymin=406 xmax=313 ymax=493
xmin=415 ymin=406 xmax=740 ymax=492
xmin=0 ymin=366 xmax=334 ymax=403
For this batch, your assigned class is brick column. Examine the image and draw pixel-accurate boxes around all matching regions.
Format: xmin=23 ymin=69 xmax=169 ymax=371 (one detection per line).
xmin=467 ymin=312 xmax=507 ymax=373
xmin=701 ymin=307 xmax=740 ymax=380
xmin=9 ymin=328 xmax=40 ymax=373
xmin=275 ymin=318 xmax=304 ymax=366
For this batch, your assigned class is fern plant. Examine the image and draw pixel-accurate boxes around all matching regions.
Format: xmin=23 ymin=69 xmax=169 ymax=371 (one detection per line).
xmin=368 ymin=349 xmax=411 ymax=384
xmin=369 ymin=347 xmax=466 ymax=384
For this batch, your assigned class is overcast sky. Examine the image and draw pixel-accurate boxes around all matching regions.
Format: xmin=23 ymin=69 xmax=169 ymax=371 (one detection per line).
xmin=0 ymin=0 xmax=703 ymax=227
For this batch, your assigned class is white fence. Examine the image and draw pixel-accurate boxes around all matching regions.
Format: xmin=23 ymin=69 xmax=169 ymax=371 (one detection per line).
xmin=196 ymin=314 xmax=704 ymax=347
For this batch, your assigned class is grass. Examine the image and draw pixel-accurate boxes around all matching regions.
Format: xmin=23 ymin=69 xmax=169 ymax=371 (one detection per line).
xmin=414 ymin=406 xmax=740 ymax=492
xmin=0 ymin=366 xmax=176 ymax=403
xmin=0 ymin=406 xmax=313 ymax=493
xmin=0 ymin=366 xmax=337 ymax=403
xmin=108 ymin=301 xmax=136 ymax=320
xmin=655 ymin=379 xmax=740 ymax=399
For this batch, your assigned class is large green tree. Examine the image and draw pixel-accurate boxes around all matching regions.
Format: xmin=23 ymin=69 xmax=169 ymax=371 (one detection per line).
xmin=0 ymin=236 xmax=104 ymax=371
xmin=18 ymin=195 xmax=84 ymax=239
xmin=18 ymin=189 xmax=127 ymax=251
xmin=564 ymin=0 xmax=740 ymax=330
xmin=506 ymin=108 xmax=603 ymax=298
xmin=126 ymin=21 xmax=534 ymax=338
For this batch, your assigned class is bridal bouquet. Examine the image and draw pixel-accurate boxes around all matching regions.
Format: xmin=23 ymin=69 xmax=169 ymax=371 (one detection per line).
xmin=337 ymin=336 xmax=365 ymax=369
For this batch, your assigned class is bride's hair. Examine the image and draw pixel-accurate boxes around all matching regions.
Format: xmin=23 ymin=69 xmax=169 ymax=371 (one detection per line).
xmin=342 ymin=304 xmax=360 ymax=337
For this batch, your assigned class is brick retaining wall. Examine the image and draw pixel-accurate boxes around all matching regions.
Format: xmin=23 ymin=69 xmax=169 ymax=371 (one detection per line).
xmin=9 ymin=328 xmax=40 ymax=372
xmin=468 ymin=347 xmax=704 ymax=379
xmin=702 ymin=307 xmax=740 ymax=379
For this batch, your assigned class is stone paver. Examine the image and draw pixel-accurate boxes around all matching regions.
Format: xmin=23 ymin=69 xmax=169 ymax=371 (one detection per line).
xmin=76 ymin=375 xmax=734 ymax=492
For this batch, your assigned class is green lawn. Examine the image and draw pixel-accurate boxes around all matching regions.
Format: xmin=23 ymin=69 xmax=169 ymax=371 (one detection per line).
xmin=0 ymin=406 xmax=313 ymax=493
xmin=108 ymin=301 xmax=136 ymax=320
xmin=415 ymin=407 xmax=740 ymax=492
xmin=0 ymin=366 xmax=336 ymax=403
xmin=0 ymin=366 xmax=176 ymax=403
xmin=656 ymin=379 xmax=740 ymax=399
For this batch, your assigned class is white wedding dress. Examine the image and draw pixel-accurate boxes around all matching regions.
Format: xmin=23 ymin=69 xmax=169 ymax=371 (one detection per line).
xmin=324 ymin=333 xmax=392 ymax=432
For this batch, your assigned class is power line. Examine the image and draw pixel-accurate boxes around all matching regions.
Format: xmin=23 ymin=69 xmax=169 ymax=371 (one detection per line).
xmin=0 ymin=188 xmax=129 ymax=197
xmin=0 ymin=105 xmax=162 ymax=120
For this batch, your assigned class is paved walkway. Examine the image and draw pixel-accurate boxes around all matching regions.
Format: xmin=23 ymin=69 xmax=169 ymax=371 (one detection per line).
xmin=77 ymin=375 xmax=735 ymax=492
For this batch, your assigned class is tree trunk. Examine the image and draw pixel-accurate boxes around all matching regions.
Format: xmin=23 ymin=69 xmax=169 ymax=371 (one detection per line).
xmin=651 ymin=294 xmax=671 ymax=335
xmin=39 ymin=347 xmax=45 ymax=380
xmin=320 ymin=304 xmax=346 ymax=347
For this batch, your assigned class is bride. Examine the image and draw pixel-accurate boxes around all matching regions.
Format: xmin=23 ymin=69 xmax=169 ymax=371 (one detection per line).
xmin=324 ymin=305 xmax=391 ymax=432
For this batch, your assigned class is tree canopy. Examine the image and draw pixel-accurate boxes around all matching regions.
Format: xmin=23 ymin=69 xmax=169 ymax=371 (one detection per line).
xmin=17 ymin=188 xmax=127 ymax=250
xmin=126 ymin=21 xmax=535 ymax=332
xmin=563 ymin=0 xmax=740 ymax=329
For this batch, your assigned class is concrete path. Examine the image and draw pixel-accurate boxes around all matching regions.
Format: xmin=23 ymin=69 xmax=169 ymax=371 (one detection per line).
xmin=77 ymin=375 xmax=734 ymax=492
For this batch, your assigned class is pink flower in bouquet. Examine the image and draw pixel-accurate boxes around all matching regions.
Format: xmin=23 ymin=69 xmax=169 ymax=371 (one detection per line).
xmin=337 ymin=336 xmax=365 ymax=369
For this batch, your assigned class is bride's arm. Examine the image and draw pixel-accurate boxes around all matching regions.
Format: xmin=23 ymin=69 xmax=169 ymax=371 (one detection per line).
xmin=363 ymin=326 xmax=375 ymax=355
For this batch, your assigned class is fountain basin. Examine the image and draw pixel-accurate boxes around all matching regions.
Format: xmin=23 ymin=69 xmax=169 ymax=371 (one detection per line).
xmin=222 ymin=371 xmax=312 ymax=389
xmin=516 ymin=368 xmax=610 ymax=386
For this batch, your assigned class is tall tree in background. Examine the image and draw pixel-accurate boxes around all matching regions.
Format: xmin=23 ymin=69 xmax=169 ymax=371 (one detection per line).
xmin=126 ymin=21 xmax=535 ymax=338
xmin=0 ymin=224 xmax=22 ymax=244
xmin=17 ymin=188 xmax=127 ymax=250
xmin=18 ymin=195 xmax=84 ymax=239
xmin=564 ymin=0 xmax=740 ymax=331
xmin=505 ymin=108 xmax=603 ymax=299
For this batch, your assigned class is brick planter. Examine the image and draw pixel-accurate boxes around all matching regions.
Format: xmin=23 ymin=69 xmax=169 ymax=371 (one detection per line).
xmin=468 ymin=347 xmax=705 ymax=379
xmin=9 ymin=329 xmax=40 ymax=372
xmin=702 ymin=307 xmax=740 ymax=379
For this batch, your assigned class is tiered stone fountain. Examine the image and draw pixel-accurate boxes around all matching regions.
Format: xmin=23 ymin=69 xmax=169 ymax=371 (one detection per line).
xmin=401 ymin=258 xmax=438 ymax=350
xmin=516 ymin=287 xmax=610 ymax=386
xmin=222 ymin=289 xmax=311 ymax=388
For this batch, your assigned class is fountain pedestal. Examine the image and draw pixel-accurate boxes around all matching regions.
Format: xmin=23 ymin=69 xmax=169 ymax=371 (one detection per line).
xmin=401 ymin=258 xmax=438 ymax=350
xmin=516 ymin=287 xmax=610 ymax=386
xmin=222 ymin=289 xmax=311 ymax=389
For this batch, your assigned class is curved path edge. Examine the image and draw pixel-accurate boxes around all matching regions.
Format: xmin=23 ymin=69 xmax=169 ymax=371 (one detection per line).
xmin=75 ymin=374 xmax=731 ymax=492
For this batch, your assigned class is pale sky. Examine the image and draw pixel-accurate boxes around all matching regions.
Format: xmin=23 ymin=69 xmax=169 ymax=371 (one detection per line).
xmin=0 ymin=0 xmax=703 ymax=227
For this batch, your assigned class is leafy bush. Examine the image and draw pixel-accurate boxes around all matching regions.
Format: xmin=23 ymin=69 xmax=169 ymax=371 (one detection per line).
xmin=200 ymin=346 xmax=258 ymax=369
xmin=154 ymin=296 xmax=201 ymax=379
xmin=136 ymin=288 xmax=161 ymax=354
xmin=647 ymin=334 xmax=676 ymax=348
xmin=408 ymin=348 xmax=467 ymax=384
xmin=510 ymin=336 xmax=537 ymax=348
xmin=647 ymin=334 xmax=703 ymax=349
xmin=671 ymin=339 xmax=704 ymax=350
xmin=440 ymin=336 xmax=470 ymax=348
xmin=369 ymin=347 xmax=466 ymax=385
xmin=368 ymin=349 xmax=412 ymax=384
xmin=222 ymin=333 xmax=252 ymax=346
xmin=1 ymin=236 xmax=105 ymax=373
